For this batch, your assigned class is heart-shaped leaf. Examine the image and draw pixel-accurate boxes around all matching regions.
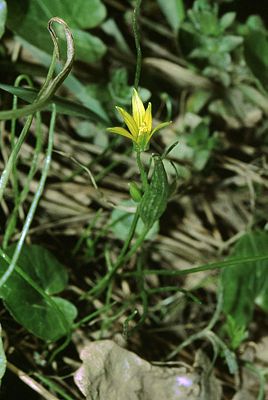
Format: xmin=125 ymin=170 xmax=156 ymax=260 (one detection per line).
xmin=7 ymin=0 xmax=107 ymax=63
xmin=0 ymin=245 xmax=77 ymax=341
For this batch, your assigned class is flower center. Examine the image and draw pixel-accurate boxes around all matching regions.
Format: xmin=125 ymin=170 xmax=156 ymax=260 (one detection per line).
xmin=138 ymin=122 xmax=148 ymax=137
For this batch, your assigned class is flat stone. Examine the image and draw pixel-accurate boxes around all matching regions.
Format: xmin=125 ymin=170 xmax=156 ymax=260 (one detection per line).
xmin=74 ymin=340 xmax=221 ymax=400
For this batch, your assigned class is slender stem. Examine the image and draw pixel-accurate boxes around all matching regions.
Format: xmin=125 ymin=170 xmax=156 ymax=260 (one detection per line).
xmin=0 ymin=115 xmax=34 ymax=202
xmin=0 ymin=38 xmax=56 ymax=203
xmin=3 ymin=111 xmax=43 ymax=249
xmin=129 ymin=254 xmax=148 ymax=334
xmin=36 ymin=50 xmax=57 ymax=100
xmin=207 ymin=285 xmax=223 ymax=331
xmin=84 ymin=210 xmax=141 ymax=298
xmin=117 ymin=210 xmax=140 ymax=261
xmin=100 ymin=278 xmax=114 ymax=335
xmin=84 ymin=218 xmax=150 ymax=300
xmin=0 ymin=105 xmax=56 ymax=288
xmin=10 ymin=75 xmax=34 ymax=206
xmin=7 ymin=362 xmax=59 ymax=400
xmin=122 ymin=226 xmax=148 ymax=265
xmin=245 ymin=363 xmax=266 ymax=400
xmin=123 ymin=309 xmax=138 ymax=338
xmin=166 ymin=287 xmax=227 ymax=360
xmin=136 ymin=150 xmax=148 ymax=191
xmin=123 ymin=254 xmax=268 ymax=278
xmin=97 ymin=225 xmax=149 ymax=295
xmin=133 ymin=0 xmax=142 ymax=89
xmin=73 ymin=301 xmax=117 ymax=329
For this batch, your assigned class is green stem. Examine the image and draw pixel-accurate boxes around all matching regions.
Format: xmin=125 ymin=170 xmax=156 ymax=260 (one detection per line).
xmin=129 ymin=254 xmax=148 ymax=333
xmin=133 ymin=0 xmax=142 ymax=89
xmin=123 ymin=254 xmax=268 ymax=278
xmin=102 ymin=226 xmax=149 ymax=295
xmin=3 ymin=97 xmax=43 ymax=249
xmin=166 ymin=289 xmax=223 ymax=360
xmin=245 ymin=363 xmax=266 ymax=400
xmin=123 ymin=309 xmax=138 ymax=338
xmin=84 ymin=217 xmax=150 ymax=301
xmin=73 ymin=301 xmax=117 ymax=329
xmin=84 ymin=210 xmax=141 ymax=298
xmin=117 ymin=210 xmax=140 ymax=261
xmin=136 ymin=150 xmax=148 ymax=191
xmin=0 ymin=104 xmax=56 ymax=287
xmin=10 ymin=75 xmax=34 ymax=204
xmin=147 ymin=287 xmax=201 ymax=303
xmin=0 ymin=115 xmax=34 ymax=202
xmin=120 ymin=225 xmax=148 ymax=265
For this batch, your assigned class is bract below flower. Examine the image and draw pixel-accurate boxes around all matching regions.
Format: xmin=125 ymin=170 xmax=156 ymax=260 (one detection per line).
xmin=107 ymin=89 xmax=171 ymax=151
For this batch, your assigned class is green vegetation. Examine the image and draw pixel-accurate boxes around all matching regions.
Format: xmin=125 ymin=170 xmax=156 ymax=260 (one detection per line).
xmin=0 ymin=0 xmax=268 ymax=398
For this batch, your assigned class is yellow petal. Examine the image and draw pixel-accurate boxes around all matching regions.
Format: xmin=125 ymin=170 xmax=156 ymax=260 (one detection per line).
xmin=132 ymin=89 xmax=145 ymax=127
xmin=116 ymin=107 xmax=138 ymax=138
xmin=144 ymin=102 xmax=152 ymax=133
xmin=150 ymin=121 xmax=172 ymax=139
xmin=107 ymin=127 xmax=133 ymax=140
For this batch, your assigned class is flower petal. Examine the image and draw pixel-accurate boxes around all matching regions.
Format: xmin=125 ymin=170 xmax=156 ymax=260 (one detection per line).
xmin=150 ymin=121 xmax=172 ymax=139
xmin=132 ymin=89 xmax=145 ymax=127
xmin=116 ymin=107 xmax=138 ymax=138
xmin=144 ymin=102 xmax=152 ymax=133
xmin=107 ymin=127 xmax=133 ymax=140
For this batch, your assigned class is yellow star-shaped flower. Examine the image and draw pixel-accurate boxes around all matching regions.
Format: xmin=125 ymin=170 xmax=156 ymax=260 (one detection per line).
xmin=107 ymin=89 xmax=171 ymax=151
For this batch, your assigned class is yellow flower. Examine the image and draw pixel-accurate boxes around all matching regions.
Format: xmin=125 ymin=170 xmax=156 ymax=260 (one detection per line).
xmin=107 ymin=89 xmax=171 ymax=151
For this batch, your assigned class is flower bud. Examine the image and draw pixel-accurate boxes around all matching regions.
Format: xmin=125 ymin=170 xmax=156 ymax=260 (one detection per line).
xmin=129 ymin=182 xmax=142 ymax=202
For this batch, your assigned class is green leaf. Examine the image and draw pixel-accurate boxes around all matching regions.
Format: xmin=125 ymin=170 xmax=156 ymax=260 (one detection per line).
xmin=5 ymin=244 xmax=68 ymax=295
xmin=0 ymin=245 xmax=76 ymax=341
xmin=186 ymin=90 xmax=212 ymax=113
xmin=188 ymin=7 xmax=220 ymax=36
xmin=219 ymin=12 xmax=236 ymax=31
xmin=51 ymin=297 xmax=77 ymax=327
xmin=0 ymin=325 xmax=6 ymax=383
xmin=193 ymin=148 xmax=210 ymax=170
xmin=238 ymin=84 xmax=268 ymax=114
xmin=224 ymin=315 xmax=248 ymax=350
xmin=222 ymin=231 xmax=268 ymax=328
xmin=156 ymin=0 xmax=185 ymax=32
xmin=129 ymin=182 xmax=142 ymax=203
xmin=0 ymin=83 xmax=107 ymax=122
xmin=256 ymin=257 xmax=268 ymax=311
xmin=15 ymin=37 xmax=110 ymax=123
xmin=7 ymin=0 xmax=106 ymax=30
xmin=218 ymin=35 xmax=243 ymax=53
xmin=139 ymin=156 xmax=169 ymax=229
xmin=187 ymin=122 xmax=209 ymax=146
xmin=110 ymin=200 xmax=158 ymax=241
xmin=246 ymin=15 xmax=266 ymax=33
xmin=7 ymin=0 xmax=107 ymax=63
xmin=74 ymin=120 xmax=108 ymax=148
xmin=244 ymin=30 xmax=268 ymax=89
xmin=102 ymin=19 xmax=132 ymax=56
xmin=0 ymin=0 xmax=7 ymax=39
xmin=71 ymin=28 xmax=106 ymax=64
